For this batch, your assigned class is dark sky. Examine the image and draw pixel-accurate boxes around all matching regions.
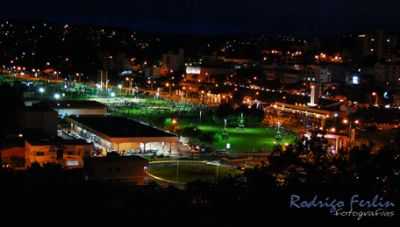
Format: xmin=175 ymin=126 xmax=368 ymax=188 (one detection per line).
xmin=3 ymin=0 xmax=400 ymax=34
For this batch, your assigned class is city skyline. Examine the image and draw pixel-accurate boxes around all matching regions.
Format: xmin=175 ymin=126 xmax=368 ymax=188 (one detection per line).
xmin=0 ymin=2 xmax=399 ymax=223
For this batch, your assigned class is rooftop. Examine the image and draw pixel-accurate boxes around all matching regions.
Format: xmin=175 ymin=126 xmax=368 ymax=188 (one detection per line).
xmin=26 ymin=136 xmax=91 ymax=146
xmin=34 ymin=100 xmax=107 ymax=109
xmin=24 ymin=106 xmax=56 ymax=113
xmin=70 ymin=116 xmax=176 ymax=138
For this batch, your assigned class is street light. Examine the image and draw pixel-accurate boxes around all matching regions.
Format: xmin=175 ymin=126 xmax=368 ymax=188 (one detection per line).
xmin=166 ymin=82 xmax=172 ymax=96
xmin=54 ymin=93 xmax=61 ymax=100
xmin=372 ymin=92 xmax=378 ymax=106
xmin=38 ymin=87 xmax=45 ymax=94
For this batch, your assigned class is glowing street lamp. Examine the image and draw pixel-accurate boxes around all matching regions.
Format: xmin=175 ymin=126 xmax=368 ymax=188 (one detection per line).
xmin=372 ymin=92 xmax=378 ymax=106
xmin=53 ymin=93 xmax=61 ymax=100
xmin=38 ymin=87 xmax=45 ymax=94
xmin=165 ymin=83 xmax=172 ymax=96
xmin=110 ymin=92 xmax=116 ymax=97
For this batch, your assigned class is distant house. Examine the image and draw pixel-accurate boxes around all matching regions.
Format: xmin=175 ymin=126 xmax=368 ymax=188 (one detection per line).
xmin=84 ymin=153 xmax=148 ymax=185
xmin=1 ymin=136 xmax=93 ymax=169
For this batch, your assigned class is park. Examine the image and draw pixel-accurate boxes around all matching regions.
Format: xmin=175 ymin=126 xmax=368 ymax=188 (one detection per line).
xmin=2 ymin=76 xmax=297 ymax=154
xmin=111 ymin=96 xmax=297 ymax=154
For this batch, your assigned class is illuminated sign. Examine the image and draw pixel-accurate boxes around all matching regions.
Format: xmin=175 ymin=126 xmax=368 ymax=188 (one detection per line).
xmin=186 ymin=66 xmax=201 ymax=75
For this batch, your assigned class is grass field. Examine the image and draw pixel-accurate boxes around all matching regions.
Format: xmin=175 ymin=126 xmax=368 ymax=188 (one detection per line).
xmin=114 ymin=102 xmax=297 ymax=153
xmin=148 ymin=162 xmax=241 ymax=184
xmin=196 ymin=125 xmax=296 ymax=153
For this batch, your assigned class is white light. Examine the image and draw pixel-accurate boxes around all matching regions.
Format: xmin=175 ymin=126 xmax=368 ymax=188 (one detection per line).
xmin=110 ymin=92 xmax=116 ymax=97
xmin=118 ymin=84 xmax=123 ymax=89
xmin=54 ymin=93 xmax=61 ymax=100
xmin=38 ymin=87 xmax=45 ymax=93
xmin=352 ymin=76 xmax=360 ymax=85
xmin=186 ymin=66 xmax=201 ymax=75
xmin=226 ymin=143 xmax=231 ymax=149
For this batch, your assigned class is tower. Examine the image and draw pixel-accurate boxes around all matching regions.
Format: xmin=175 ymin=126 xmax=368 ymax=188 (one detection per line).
xmin=308 ymin=83 xmax=320 ymax=107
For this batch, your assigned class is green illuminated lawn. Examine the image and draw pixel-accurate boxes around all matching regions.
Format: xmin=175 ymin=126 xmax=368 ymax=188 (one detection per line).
xmin=195 ymin=125 xmax=296 ymax=153
xmin=107 ymin=95 xmax=297 ymax=153
xmin=115 ymin=105 xmax=296 ymax=153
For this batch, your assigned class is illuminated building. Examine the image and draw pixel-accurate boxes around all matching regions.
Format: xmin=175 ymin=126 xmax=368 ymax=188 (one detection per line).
xmin=67 ymin=116 xmax=179 ymax=155
xmin=273 ymin=102 xmax=333 ymax=128
xmin=1 ymin=137 xmax=93 ymax=169
xmin=358 ymin=31 xmax=397 ymax=60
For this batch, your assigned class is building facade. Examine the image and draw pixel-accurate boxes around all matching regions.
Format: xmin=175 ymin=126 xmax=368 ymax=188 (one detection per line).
xmin=1 ymin=137 xmax=94 ymax=169
xmin=67 ymin=116 xmax=179 ymax=155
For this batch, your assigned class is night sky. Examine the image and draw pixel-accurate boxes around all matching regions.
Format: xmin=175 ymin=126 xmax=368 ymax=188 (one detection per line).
xmin=3 ymin=0 xmax=400 ymax=34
